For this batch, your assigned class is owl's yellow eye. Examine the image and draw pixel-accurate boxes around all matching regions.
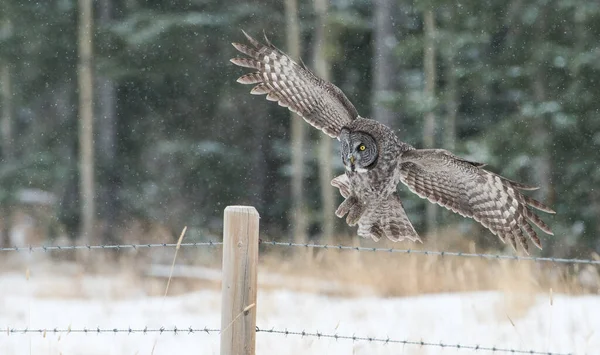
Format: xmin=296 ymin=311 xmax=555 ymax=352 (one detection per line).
xmin=359 ymin=145 xmax=366 ymax=151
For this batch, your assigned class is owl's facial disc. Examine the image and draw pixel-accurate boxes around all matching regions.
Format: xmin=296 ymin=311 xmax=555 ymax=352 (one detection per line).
xmin=341 ymin=131 xmax=378 ymax=173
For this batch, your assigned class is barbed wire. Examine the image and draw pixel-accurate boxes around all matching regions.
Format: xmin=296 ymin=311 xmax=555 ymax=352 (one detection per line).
xmin=259 ymin=240 xmax=600 ymax=265
xmin=255 ymin=326 xmax=572 ymax=355
xmin=2 ymin=239 xmax=599 ymax=266
xmin=0 ymin=241 xmax=222 ymax=253
xmin=4 ymin=326 xmax=219 ymax=335
xmin=3 ymin=326 xmax=572 ymax=354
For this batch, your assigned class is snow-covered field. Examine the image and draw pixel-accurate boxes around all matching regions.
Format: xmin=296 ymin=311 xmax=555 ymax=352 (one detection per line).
xmin=1 ymin=266 xmax=599 ymax=355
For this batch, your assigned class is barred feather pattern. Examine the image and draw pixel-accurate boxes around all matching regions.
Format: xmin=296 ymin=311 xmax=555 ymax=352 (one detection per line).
xmin=357 ymin=193 xmax=421 ymax=243
xmin=398 ymin=149 xmax=555 ymax=253
xmin=230 ymin=31 xmax=358 ymax=138
xmin=231 ymin=32 xmax=555 ymax=253
xmin=331 ymin=174 xmax=420 ymax=242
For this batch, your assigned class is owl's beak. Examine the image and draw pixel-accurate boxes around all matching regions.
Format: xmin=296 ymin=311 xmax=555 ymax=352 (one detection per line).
xmin=347 ymin=154 xmax=356 ymax=172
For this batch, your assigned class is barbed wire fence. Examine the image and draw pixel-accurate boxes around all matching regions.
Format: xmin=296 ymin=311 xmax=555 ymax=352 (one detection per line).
xmin=3 ymin=240 xmax=599 ymax=265
xmin=3 ymin=327 xmax=572 ymax=355
xmin=2 ymin=206 xmax=597 ymax=354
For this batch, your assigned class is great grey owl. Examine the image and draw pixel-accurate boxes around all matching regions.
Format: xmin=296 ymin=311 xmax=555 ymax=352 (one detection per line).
xmin=230 ymin=31 xmax=554 ymax=253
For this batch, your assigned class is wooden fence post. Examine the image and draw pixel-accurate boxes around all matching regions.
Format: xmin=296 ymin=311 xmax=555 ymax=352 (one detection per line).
xmin=220 ymin=206 xmax=259 ymax=355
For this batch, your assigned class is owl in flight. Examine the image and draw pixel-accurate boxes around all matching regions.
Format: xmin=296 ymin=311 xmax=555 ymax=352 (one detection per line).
xmin=231 ymin=31 xmax=554 ymax=253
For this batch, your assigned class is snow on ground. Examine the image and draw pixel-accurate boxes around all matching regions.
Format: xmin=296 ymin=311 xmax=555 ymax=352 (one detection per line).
xmin=0 ymin=269 xmax=599 ymax=355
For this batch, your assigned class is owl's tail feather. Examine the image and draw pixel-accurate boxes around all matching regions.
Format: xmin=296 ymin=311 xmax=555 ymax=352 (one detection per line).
xmin=331 ymin=174 xmax=351 ymax=198
xmin=331 ymin=175 xmax=421 ymax=243
xmin=357 ymin=193 xmax=422 ymax=243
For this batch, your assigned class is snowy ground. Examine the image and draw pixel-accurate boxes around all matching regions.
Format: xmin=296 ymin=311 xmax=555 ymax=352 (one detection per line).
xmin=1 ymin=266 xmax=599 ymax=355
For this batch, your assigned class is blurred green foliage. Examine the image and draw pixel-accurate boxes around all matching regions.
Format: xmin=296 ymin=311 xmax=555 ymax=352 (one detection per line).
xmin=0 ymin=0 xmax=598 ymax=256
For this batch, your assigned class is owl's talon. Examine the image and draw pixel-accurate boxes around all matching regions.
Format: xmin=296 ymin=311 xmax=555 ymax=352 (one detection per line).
xmin=335 ymin=196 xmax=356 ymax=218
xmin=369 ymin=225 xmax=384 ymax=242
xmin=336 ymin=197 xmax=367 ymax=226
xmin=331 ymin=176 xmax=351 ymax=198
xmin=346 ymin=205 xmax=366 ymax=226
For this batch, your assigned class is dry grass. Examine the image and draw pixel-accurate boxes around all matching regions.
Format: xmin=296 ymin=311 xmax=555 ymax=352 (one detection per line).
xmin=260 ymin=230 xmax=600 ymax=299
xmin=258 ymin=231 xmax=600 ymax=319
xmin=4 ymin=224 xmax=598 ymax=312
xmin=2 ymin=222 xmax=598 ymax=347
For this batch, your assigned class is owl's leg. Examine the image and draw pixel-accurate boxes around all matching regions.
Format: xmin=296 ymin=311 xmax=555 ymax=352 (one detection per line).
xmin=335 ymin=196 xmax=367 ymax=226
xmin=346 ymin=202 xmax=367 ymax=226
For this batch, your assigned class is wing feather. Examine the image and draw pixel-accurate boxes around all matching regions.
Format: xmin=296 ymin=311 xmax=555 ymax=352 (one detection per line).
xmin=231 ymin=30 xmax=359 ymax=138
xmin=236 ymin=72 xmax=263 ymax=85
xmin=399 ymin=149 xmax=554 ymax=253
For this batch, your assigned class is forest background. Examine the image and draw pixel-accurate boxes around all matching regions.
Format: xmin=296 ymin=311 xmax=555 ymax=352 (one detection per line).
xmin=1 ymin=0 xmax=599 ymax=259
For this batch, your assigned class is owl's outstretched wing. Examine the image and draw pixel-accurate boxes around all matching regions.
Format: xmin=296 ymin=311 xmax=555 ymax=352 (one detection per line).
xmin=230 ymin=31 xmax=359 ymax=138
xmin=398 ymin=149 xmax=554 ymax=253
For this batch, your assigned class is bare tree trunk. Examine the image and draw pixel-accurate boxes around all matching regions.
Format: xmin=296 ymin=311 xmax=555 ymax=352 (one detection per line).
xmin=533 ymin=19 xmax=552 ymax=201
xmin=532 ymin=74 xmax=551 ymax=202
xmin=592 ymin=189 xmax=600 ymax=254
xmin=0 ymin=48 xmax=12 ymax=248
xmin=444 ymin=57 xmax=457 ymax=151
xmin=77 ymin=0 xmax=96 ymax=245
xmin=372 ymin=0 xmax=397 ymax=128
xmin=443 ymin=30 xmax=457 ymax=151
xmin=531 ymin=5 xmax=555 ymax=254
xmin=312 ymin=0 xmax=336 ymax=244
xmin=55 ymin=82 xmax=80 ymax=242
xmin=249 ymin=101 xmax=268 ymax=214
xmin=285 ymin=0 xmax=308 ymax=245
xmin=423 ymin=9 xmax=437 ymax=239
xmin=97 ymin=0 xmax=119 ymax=245
xmin=531 ymin=7 xmax=552 ymax=206
xmin=1 ymin=60 xmax=13 ymax=161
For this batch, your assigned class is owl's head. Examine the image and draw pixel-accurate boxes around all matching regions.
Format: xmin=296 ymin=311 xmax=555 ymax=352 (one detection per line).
xmin=339 ymin=128 xmax=378 ymax=173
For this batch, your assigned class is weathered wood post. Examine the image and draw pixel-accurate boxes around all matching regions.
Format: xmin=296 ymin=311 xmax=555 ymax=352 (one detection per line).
xmin=220 ymin=206 xmax=259 ymax=355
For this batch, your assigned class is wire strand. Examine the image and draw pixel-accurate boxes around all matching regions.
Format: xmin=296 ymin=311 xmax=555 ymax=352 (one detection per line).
xmin=254 ymin=326 xmax=571 ymax=355
xmin=0 ymin=241 xmax=222 ymax=253
xmin=1 ymin=239 xmax=598 ymax=266
xmin=4 ymin=327 xmax=219 ymax=335
xmin=4 ymin=326 xmax=571 ymax=354
xmin=259 ymin=240 xmax=600 ymax=265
